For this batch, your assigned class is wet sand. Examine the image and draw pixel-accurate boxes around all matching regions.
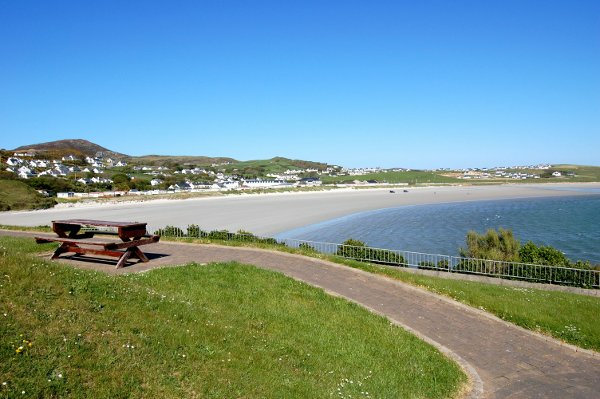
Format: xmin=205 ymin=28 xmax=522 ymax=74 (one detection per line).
xmin=1 ymin=183 xmax=598 ymax=236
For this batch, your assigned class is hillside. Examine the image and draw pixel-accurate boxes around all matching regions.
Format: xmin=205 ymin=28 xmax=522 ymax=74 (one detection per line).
xmin=13 ymin=139 xmax=127 ymax=159
xmin=129 ymin=154 xmax=237 ymax=166
xmin=322 ymin=170 xmax=462 ymax=184
xmin=223 ymin=157 xmax=329 ymax=175
xmin=0 ymin=179 xmax=56 ymax=211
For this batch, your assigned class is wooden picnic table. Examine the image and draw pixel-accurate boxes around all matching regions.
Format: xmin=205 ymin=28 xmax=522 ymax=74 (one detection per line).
xmin=35 ymin=219 xmax=160 ymax=268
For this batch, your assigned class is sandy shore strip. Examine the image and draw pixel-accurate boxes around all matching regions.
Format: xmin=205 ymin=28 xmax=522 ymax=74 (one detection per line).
xmin=1 ymin=183 xmax=599 ymax=236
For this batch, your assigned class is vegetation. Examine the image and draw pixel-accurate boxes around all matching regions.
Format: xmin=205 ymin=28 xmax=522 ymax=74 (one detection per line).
xmin=0 ymin=236 xmax=466 ymax=398
xmin=460 ymin=228 xmax=596 ymax=268
xmin=336 ymin=239 xmax=406 ymax=265
xmin=459 ymin=228 xmax=520 ymax=262
xmin=322 ymin=170 xmax=461 ymax=185
xmin=2 ymin=226 xmax=600 ymax=351
xmin=222 ymin=157 xmax=330 ymax=178
xmin=13 ymin=138 xmax=126 ymax=159
xmin=455 ymin=229 xmax=598 ymax=287
xmin=0 ymin=180 xmax=56 ymax=211
xmin=336 ymin=259 xmax=600 ymax=352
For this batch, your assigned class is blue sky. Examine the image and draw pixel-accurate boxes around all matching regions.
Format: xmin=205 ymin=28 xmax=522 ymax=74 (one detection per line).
xmin=1 ymin=0 xmax=598 ymax=168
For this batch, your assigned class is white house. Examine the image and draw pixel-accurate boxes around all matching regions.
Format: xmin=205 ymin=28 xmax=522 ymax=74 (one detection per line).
xmin=54 ymin=165 xmax=71 ymax=175
xmin=6 ymin=157 xmax=21 ymax=166
xmin=150 ymin=179 xmax=163 ymax=186
xmin=242 ymin=179 xmax=291 ymax=189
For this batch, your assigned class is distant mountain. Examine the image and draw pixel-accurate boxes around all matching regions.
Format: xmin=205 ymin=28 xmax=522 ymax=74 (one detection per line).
xmin=10 ymin=139 xmax=330 ymax=170
xmin=13 ymin=139 xmax=127 ymax=158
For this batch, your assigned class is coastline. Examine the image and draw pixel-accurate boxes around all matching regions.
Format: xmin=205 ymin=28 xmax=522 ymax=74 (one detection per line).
xmin=2 ymin=182 xmax=599 ymax=236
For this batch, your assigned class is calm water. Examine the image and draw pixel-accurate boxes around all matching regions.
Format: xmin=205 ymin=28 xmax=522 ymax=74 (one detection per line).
xmin=276 ymin=194 xmax=600 ymax=263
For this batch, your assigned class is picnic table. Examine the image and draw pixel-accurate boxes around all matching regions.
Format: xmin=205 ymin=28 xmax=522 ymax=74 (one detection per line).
xmin=35 ymin=219 xmax=160 ymax=268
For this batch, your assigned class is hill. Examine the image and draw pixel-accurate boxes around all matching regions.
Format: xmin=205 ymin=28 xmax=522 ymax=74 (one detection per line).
xmin=13 ymin=139 xmax=127 ymax=159
xmin=129 ymin=154 xmax=237 ymax=166
xmin=223 ymin=157 xmax=329 ymax=175
xmin=0 ymin=179 xmax=56 ymax=211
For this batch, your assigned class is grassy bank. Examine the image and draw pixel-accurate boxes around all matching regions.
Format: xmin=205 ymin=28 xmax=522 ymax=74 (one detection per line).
xmin=0 ymin=236 xmax=466 ymax=398
xmin=154 ymin=235 xmax=600 ymax=352
xmin=0 ymin=180 xmax=56 ymax=211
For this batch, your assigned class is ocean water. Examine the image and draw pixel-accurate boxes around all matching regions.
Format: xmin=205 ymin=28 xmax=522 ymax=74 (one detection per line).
xmin=276 ymin=194 xmax=600 ymax=264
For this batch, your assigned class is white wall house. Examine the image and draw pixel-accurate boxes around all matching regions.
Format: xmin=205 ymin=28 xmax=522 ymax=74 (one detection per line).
xmin=242 ymin=179 xmax=291 ymax=189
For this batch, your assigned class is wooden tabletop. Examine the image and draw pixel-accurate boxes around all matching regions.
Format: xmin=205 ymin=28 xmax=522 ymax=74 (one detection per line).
xmin=52 ymin=219 xmax=147 ymax=228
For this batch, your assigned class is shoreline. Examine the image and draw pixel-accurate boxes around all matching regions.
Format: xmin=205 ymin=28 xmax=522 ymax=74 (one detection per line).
xmin=1 ymin=182 xmax=599 ymax=236
xmin=10 ymin=181 xmax=600 ymax=213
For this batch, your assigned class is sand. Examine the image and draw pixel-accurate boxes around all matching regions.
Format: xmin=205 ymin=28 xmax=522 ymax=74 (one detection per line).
xmin=1 ymin=183 xmax=598 ymax=236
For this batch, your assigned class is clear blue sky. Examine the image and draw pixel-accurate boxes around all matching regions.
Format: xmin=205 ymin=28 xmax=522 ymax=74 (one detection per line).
xmin=1 ymin=0 xmax=598 ymax=168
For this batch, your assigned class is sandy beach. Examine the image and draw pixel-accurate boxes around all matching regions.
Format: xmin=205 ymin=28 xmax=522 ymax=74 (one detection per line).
xmin=1 ymin=183 xmax=599 ymax=236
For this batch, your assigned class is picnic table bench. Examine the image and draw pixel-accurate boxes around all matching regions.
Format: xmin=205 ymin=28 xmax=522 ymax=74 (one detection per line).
xmin=35 ymin=219 xmax=160 ymax=268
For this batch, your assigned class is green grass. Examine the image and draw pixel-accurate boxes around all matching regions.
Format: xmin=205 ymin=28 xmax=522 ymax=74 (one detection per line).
xmin=337 ymin=261 xmax=600 ymax=352
xmin=0 ymin=180 xmax=56 ymax=211
xmin=222 ymin=157 xmax=328 ymax=176
xmin=322 ymin=170 xmax=462 ymax=185
xmin=0 ymin=236 xmax=465 ymax=398
xmin=155 ymin=235 xmax=600 ymax=352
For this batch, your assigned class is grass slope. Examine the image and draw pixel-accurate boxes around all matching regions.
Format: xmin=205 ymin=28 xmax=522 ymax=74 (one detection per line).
xmin=322 ymin=171 xmax=461 ymax=184
xmin=153 ymin=235 xmax=600 ymax=352
xmin=0 ymin=237 xmax=465 ymax=398
xmin=331 ymin=260 xmax=600 ymax=352
xmin=223 ymin=157 xmax=328 ymax=175
xmin=0 ymin=180 xmax=56 ymax=211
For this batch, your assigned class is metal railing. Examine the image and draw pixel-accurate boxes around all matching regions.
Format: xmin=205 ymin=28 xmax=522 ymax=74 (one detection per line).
xmin=151 ymin=225 xmax=600 ymax=289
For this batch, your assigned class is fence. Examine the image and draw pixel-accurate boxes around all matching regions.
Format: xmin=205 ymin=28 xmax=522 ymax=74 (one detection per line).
xmin=152 ymin=225 xmax=600 ymax=289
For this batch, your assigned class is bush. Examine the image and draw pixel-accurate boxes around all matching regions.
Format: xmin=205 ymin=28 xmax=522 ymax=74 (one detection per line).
xmin=155 ymin=226 xmax=185 ymax=237
xmin=299 ymin=242 xmax=317 ymax=252
xmin=519 ymin=241 xmax=571 ymax=267
xmin=186 ymin=224 xmax=207 ymax=238
xmin=336 ymin=238 xmax=405 ymax=266
xmin=460 ymin=228 xmax=520 ymax=262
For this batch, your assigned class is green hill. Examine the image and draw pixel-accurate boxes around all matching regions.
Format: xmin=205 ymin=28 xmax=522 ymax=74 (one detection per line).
xmin=322 ymin=170 xmax=462 ymax=185
xmin=223 ymin=157 xmax=329 ymax=175
xmin=0 ymin=179 xmax=56 ymax=211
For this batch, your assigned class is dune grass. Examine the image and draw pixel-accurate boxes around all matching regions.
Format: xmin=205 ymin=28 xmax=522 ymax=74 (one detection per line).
xmin=0 ymin=236 xmax=465 ymax=398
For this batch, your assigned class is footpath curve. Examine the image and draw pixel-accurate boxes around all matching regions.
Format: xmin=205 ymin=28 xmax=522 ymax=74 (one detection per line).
xmin=3 ymin=231 xmax=600 ymax=398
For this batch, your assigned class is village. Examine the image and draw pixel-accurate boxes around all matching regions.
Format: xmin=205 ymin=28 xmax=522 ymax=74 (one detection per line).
xmin=2 ymin=151 xmax=573 ymax=200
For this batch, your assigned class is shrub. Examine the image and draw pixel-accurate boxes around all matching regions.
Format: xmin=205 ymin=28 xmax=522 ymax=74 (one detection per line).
xmin=519 ymin=241 xmax=570 ymax=267
xmin=155 ymin=226 xmax=185 ymax=237
xmin=337 ymin=239 xmax=405 ymax=266
xmin=460 ymin=228 xmax=520 ymax=262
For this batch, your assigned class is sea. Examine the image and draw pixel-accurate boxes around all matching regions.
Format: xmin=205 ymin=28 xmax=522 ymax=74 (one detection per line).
xmin=276 ymin=190 xmax=600 ymax=264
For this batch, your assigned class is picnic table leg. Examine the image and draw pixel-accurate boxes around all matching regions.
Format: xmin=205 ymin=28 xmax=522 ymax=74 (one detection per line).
xmin=51 ymin=242 xmax=79 ymax=259
xmin=131 ymin=247 xmax=149 ymax=262
xmin=116 ymin=250 xmax=133 ymax=269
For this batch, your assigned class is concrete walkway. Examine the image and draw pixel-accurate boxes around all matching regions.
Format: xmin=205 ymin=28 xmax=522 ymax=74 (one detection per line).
xmin=3 ymin=231 xmax=600 ymax=398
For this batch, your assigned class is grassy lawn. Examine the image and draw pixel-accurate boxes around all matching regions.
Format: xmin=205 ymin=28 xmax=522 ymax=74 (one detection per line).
xmin=330 ymin=260 xmax=600 ymax=352
xmin=0 ymin=236 xmax=466 ymax=398
xmin=153 ymin=236 xmax=600 ymax=352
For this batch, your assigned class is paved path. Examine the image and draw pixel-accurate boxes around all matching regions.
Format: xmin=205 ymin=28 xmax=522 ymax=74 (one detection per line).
xmin=3 ymin=231 xmax=600 ymax=398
